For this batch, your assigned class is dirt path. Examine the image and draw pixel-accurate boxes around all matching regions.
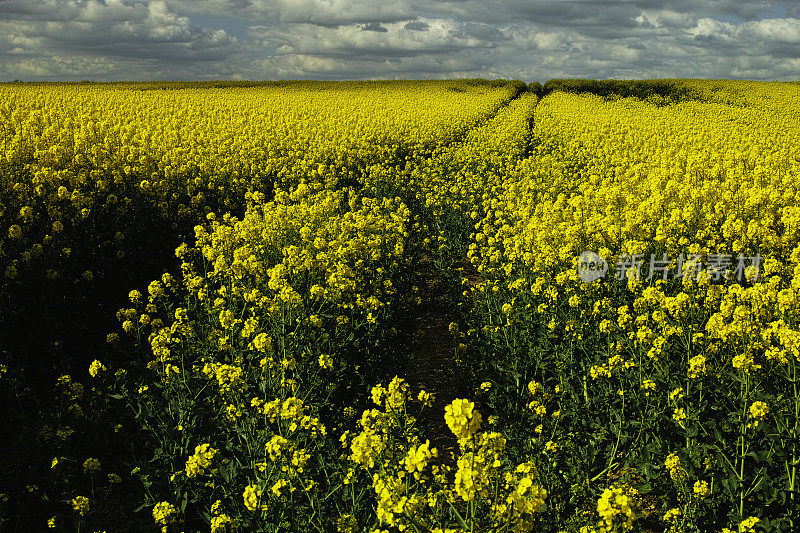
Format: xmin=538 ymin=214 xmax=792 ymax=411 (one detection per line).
xmin=396 ymin=253 xmax=483 ymax=465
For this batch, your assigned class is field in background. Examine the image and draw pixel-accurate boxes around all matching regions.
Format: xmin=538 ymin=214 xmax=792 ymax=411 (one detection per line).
xmin=1 ymin=78 xmax=799 ymax=532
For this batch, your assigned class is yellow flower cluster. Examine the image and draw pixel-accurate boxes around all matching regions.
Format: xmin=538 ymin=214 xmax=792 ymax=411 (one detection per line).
xmin=88 ymin=359 xmax=106 ymax=377
xmin=738 ymin=516 xmax=761 ymax=533
xmin=693 ymin=480 xmax=711 ymax=498
xmin=454 ymin=431 xmax=508 ymax=502
xmin=371 ymin=376 xmax=410 ymax=413
xmin=151 ymin=501 xmax=177 ymax=530
xmin=663 ymin=507 xmax=681 ymax=531
xmin=595 ymin=484 xmax=639 ymax=532
xmin=748 ymin=400 xmax=769 ymax=428
xmin=687 ymin=354 xmax=707 ymax=379
xmin=403 ymin=440 xmax=437 ymax=478
xmin=185 ymin=443 xmax=218 ymax=478
xmin=499 ymin=462 xmax=547 ymax=519
xmin=242 ymin=484 xmax=263 ymax=512
xmin=202 ymin=362 xmax=245 ymax=396
xmin=336 ymin=514 xmax=358 ymax=533
xmin=665 ymin=452 xmax=684 ymax=481
xmin=71 ymin=495 xmax=89 ymax=517
xmin=82 ymin=457 xmax=101 ymax=475
xmin=444 ymin=398 xmax=482 ymax=441
xmin=343 ymin=378 xmax=547 ymax=531
xmin=722 ymin=516 xmax=762 ymax=533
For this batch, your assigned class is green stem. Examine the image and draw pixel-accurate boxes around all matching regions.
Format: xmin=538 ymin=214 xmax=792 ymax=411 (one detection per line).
xmin=790 ymin=360 xmax=798 ymax=529
xmin=739 ymin=371 xmax=749 ymax=519
xmin=448 ymin=500 xmax=469 ymax=530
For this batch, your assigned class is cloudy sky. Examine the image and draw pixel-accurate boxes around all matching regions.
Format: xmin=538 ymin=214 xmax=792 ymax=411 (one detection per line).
xmin=1 ymin=0 xmax=799 ymax=81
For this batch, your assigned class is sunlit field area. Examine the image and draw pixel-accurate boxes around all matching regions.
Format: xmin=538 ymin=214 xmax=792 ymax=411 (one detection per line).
xmin=1 ymin=78 xmax=799 ymax=532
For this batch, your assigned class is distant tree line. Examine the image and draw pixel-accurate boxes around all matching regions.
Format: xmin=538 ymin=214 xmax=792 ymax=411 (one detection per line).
xmin=534 ymin=78 xmax=706 ymax=103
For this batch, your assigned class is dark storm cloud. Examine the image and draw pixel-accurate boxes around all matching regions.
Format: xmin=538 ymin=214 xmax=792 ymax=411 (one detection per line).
xmin=404 ymin=21 xmax=430 ymax=31
xmin=362 ymin=22 xmax=388 ymax=32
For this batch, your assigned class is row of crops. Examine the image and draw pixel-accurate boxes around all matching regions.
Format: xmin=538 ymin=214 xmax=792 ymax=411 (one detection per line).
xmin=1 ymin=78 xmax=799 ymax=532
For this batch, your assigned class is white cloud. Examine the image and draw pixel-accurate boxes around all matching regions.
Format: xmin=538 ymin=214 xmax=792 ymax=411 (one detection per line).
xmin=1 ymin=54 xmax=119 ymax=78
xmin=635 ymin=10 xmax=696 ymax=30
xmin=0 ymin=0 xmax=239 ymax=62
xmin=1 ymin=0 xmax=798 ymax=81
xmin=247 ymin=18 xmax=495 ymax=58
xmin=162 ymin=0 xmax=415 ymax=24
xmin=688 ymin=16 xmax=800 ymax=43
